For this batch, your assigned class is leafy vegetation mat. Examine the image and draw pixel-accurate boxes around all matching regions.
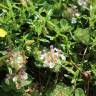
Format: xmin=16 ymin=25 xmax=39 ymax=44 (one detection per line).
xmin=0 ymin=0 xmax=96 ymax=96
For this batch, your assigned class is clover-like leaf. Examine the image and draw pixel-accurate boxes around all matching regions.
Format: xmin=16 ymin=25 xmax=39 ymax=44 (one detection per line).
xmin=75 ymin=88 xmax=85 ymax=96
xmin=74 ymin=28 xmax=90 ymax=45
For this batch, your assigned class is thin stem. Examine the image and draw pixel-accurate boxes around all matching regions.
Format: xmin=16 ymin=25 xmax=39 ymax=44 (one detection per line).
xmin=55 ymin=72 xmax=59 ymax=84
xmin=45 ymin=71 xmax=52 ymax=91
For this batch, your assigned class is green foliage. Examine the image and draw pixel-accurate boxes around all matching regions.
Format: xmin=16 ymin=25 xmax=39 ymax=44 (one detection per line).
xmin=74 ymin=28 xmax=90 ymax=45
xmin=46 ymin=84 xmax=73 ymax=96
xmin=0 ymin=0 xmax=96 ymax=96
xmin=46 ymin=83 xmax=86 ymax=96
xmin=75 ymin=88 xmax=85 ymax=96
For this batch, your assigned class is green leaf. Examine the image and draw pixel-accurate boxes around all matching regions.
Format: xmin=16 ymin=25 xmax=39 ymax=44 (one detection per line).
xmin=8 ymin=67 xmax=12 ymax=75
xmin=0 ymin=3 xmax=8 ymax=9
xmin=46 ymin=21 xmax=56 ymax=31
xmin=39 ymin=38 xmax=49 ymax=43
xmin=21 ymin=80 xmax=31 ymax=88
xmin=75 ymin=88 xmax=85 ymax=96
xmin=74 ymin=28 xmax=90 ymax=45
xmin=64 ymin=87 xmax=74 ymax=96
xmin=65 ymin=67 xmax=75 ymax=74
xmin=46 ymin=35 xmax=55 ymax=41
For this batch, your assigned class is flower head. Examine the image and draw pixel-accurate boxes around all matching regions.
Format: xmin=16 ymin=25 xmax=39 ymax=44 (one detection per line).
xmin=18 ymin=68 xmax=28 ymax=80
xmin=40 ymin=45 xmax=66 ymax=68
xmin=12 ymin=68 xmax=28 ymax=89
xmin=7 ymin=50 xmax=27 ymax=71
xmin=71 ymin=17 xmax=77 ymax=24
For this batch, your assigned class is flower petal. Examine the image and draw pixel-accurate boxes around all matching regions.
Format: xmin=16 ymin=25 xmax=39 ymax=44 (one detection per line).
xmin=0 ymin=28 xmax=7 ymax=37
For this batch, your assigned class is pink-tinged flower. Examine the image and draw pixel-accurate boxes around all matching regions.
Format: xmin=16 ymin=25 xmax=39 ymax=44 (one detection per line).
xmin=11 ymin=68 xmax=28 ymax=89
xmin=40 ymin=50 xmax=46 ymax=60
xmin=18 ymin=68 xmax=28 ymax=80
xmin=50 ymin=45 xmax=54 ymax=53
xmin=12 ymin=68 xmax=28 ymax=83
xmin=40 ymin=45 xmax=66 ymax=68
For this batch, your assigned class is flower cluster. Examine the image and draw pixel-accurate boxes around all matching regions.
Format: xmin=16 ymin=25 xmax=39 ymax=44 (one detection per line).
xmin=6 ymin=50 xmax=30 ymax=89
xmin=40 ymin=45 xmax=66 ymax=68
xmin=7 ymin=50 xmax=27 ymax=71
xmin=13 ymin=68 xmax=28 ymax=82
xmin=5 ymin=68 xmax=28 ymax=89
xmin=70 ymin=5 xmax=80 ymax=24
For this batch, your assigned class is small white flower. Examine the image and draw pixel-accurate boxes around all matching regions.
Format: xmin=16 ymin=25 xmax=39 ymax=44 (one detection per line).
xmin=54 ymin=48 xmax=58 ymax=52
xmin=2 ymin=9 xmax=7 ymax=13
xmin=72 ymin=5 xmax=77 ymax=9
xmin=43 ymin=61 xmax=55 ymax=68
xmin=54 ymin=52 xmax=59 ymax=57
xmin=71 ymin=17 xmax=77 ymax=24
xmin=75 ymin=13 xmax=80 ymax=17
xmin=40 ymin=53 xmax=46 ymax=60
xmin=43 ymin=61 xmax=49 ymax=67
xmin=21 ymin=72 xmax=28 ymax=80
xmin=13 ymin=76 xmax=17 ymax=82
xmin=49 ymin=62 xmax=55 ymax=68
xmin=60 ymin=54 xmax=66 ymax=61
xmin=16 ymin=56 xmax=24 ymax=64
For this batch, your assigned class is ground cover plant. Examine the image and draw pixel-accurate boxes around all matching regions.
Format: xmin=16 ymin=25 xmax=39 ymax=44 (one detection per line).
xmin=0 ymin=0 xmax=96 ymax=96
